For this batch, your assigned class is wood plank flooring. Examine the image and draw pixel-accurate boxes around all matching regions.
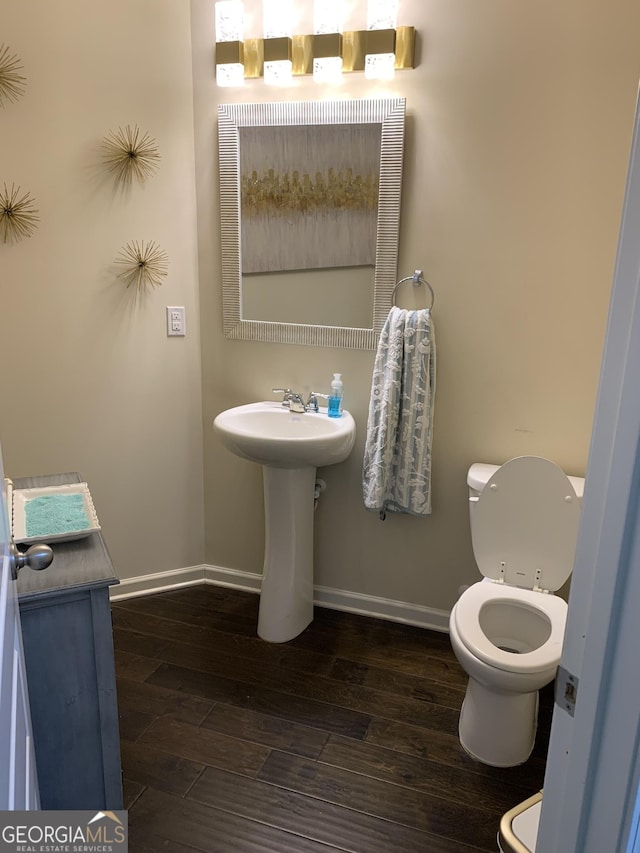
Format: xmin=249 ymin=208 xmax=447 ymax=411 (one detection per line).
xmin=112 ymin=586 xmax=552 ymax=852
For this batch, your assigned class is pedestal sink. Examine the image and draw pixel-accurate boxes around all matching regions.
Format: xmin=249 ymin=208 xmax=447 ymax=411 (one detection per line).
xmin=213 ymin=402 xmax=356 ymax=643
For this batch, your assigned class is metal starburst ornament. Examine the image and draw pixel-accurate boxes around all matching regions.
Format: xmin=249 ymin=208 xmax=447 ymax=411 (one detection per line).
xmin=115 ymin=240 xmax=168 ymax=290
xmin=0 ymin=183 xmax=39 ymax=243
xmin=102 ymin=125 xmax=161 ymax=187
xmin=0 ymin=45 xmax=27 ymax=108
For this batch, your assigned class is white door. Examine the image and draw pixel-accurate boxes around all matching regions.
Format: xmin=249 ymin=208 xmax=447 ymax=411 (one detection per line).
xmin=0 ymin=446 xmax=39 ymax=809
xmin=536 ymin=85 xmax=640 ymax=851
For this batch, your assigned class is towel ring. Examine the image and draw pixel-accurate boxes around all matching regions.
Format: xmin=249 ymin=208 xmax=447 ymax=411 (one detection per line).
xmin=391 ymin=269 xmax=435 ymax=310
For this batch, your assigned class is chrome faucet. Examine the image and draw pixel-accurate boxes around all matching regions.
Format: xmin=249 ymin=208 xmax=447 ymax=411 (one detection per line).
xmin=272 ymin=388 xmax=325 ymax=413
xmin=306 ymin=392 xmax=328 ymax=413
xmin=272 ymin=388 xmax=306 ymax=413
xmin=288 ymin=393 xmax=306 ymax=413
xmin=272 ymin=388 xmax=292 ymax=403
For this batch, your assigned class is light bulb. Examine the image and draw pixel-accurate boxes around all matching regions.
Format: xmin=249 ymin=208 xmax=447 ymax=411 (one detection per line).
xmin=264 ymin=60 xmax=293 ymax=86
xmin=364 ymin=53 xmax=395 ymax=80
xmin=313 ymin=0 xmax=343 ymax=35
xmin=215 ymin=1 xmax=244 ymax=41
xmin=263 ymin=0 xmax=292 ymax=38
xmin=313 ymin=56 xmax=343 ymax=84
xmin=216 ymin=63 xmax=245 ymax=87
xmin=367 ymin=0 xmax=398 ymax=30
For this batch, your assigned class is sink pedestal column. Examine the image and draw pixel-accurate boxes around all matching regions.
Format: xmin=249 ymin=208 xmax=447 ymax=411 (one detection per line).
xmin=257 ymin=466 xmax=316 ymax=643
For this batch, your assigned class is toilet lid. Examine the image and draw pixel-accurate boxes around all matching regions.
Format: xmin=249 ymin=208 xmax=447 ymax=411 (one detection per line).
xmin=473 ymin=456 xmax=581 ymax=592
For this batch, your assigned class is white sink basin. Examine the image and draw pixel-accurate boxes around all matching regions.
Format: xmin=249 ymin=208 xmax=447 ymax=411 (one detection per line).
xmin=213 ymin=400 xmax=356 ymax=643
xmin=213 ymin=401 xmax=356 ymax=469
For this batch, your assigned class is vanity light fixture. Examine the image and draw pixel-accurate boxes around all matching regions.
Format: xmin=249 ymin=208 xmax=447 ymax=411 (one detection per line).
xmin=312 ymin=0 xmax=343 ymax=84
xmin=365 ymin=0 xmax=398 ymax=80
xmin=263 ymin=0 xmax=293 ymax=86
xmin=214 ymin=1 xmax=416 ymax=86
xmin=215 ymin=1 xmax=245 ymax=87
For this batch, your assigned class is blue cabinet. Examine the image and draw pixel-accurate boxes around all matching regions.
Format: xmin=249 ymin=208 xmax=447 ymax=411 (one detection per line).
xmin=16 ymin=473 xmax=123 ymax=811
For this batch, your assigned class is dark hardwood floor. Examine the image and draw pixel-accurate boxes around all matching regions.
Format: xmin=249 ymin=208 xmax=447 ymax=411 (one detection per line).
xmin=112 ymin=586 xmax=552 ymax=852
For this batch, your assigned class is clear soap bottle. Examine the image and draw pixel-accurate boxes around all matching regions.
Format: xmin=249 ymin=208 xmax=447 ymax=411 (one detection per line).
xmin=328 ymin=373 xmax=343 ymax=418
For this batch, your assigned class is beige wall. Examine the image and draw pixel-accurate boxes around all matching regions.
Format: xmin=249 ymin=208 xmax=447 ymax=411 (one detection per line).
xmin=1 ymin=1 xmax=205 ymax=579
xmin=194 ymin=0 xmax=640 ymax=612
xmin=1 ymin=1 xmax=638 ymax=614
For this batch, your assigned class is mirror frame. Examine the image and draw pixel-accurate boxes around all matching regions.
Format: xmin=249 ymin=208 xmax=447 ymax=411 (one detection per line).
xmin=217 ymin=97 xmax=406 ymax=349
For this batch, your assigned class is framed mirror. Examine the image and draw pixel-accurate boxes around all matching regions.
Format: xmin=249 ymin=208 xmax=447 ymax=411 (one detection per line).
xmin=217 ymin=97 xmax=406 ymax=349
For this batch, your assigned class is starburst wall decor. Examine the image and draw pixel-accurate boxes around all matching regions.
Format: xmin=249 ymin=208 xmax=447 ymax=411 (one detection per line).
xmin=0 ymin=44 xmax=27 ymax=108
xmin=102 ymin=125 xmax=161 ymax=187
xmin=115 ymin=240 xmax=168 ymax=290
xmin=0 ymin=183 xmax=39 ymax=243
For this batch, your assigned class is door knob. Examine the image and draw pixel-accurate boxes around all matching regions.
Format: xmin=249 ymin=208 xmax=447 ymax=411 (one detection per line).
xmin=10 ymin=542 xmax=54 ymax=580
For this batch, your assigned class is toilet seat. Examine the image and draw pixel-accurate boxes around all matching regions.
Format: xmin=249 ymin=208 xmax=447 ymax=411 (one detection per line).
xmin=472 ymin=456 xmax=581 ymax=592
xmin=453 ymin=582 xmax=567 ymax=674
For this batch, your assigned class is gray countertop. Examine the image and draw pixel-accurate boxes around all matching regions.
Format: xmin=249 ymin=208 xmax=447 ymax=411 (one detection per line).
xmin=14 ymin=472 xmax=119 ymax=601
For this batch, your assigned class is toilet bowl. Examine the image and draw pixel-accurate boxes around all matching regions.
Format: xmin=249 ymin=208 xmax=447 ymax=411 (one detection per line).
xmin=449 ymin=456 xmax=584 ymax=767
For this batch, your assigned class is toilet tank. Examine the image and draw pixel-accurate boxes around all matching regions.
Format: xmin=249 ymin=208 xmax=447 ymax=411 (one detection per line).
xmin=467 ymin=464 xmax=499 ymax=544
xmin=468 ymin=463 xmax=501 ymax=499
xmin=467 ymin=460 xmax=585 ymax=530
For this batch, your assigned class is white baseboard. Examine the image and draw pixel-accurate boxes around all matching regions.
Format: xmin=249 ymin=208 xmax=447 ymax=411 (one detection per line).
xmin=313 ymin=585 xmax=450 ymax=633
xmin=202 ymin=564 xmax=262 ymax=593
xmin=110 ymin=563 xmax=450 ymax=633
xmin=109 ymin=565 xmax=212 ymax=601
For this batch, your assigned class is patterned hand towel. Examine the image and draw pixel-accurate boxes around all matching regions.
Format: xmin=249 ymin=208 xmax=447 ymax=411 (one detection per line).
xmin=363 ymin=306 xmax=436 ymax=516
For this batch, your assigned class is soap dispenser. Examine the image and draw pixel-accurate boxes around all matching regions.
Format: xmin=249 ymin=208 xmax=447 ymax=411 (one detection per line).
xmin=328 ymin=373 xmax=343 ymax=418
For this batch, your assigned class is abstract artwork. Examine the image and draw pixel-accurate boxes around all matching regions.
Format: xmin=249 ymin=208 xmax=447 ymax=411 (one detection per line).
xmin=240 ymin=123 xmax=381 ymax=274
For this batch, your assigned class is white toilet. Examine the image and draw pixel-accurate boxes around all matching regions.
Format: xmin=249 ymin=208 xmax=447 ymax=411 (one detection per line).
xmin=449 ymin=455 xmax=584 ymax=767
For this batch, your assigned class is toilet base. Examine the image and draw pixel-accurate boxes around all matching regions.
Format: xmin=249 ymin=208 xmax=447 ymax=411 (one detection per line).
xmin=458 ymin=677 xmax=539 ymax=767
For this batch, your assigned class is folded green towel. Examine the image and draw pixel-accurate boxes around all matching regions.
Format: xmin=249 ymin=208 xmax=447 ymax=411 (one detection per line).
xmin=25 ymin=494 xmax=90 ymax=538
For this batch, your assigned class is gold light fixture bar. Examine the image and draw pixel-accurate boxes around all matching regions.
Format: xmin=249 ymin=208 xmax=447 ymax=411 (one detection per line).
xmin=394 ymin=25 xmax=416 ymax=70
xmin=343 ymin=31 xmax=365 ymax=72
xmin=264 ymin=36 xmax=293 ymax=64
xmin=366 ymin=28 xmax=396 ymax=57
xmin=215 ymin=40 xmax=244 ymax=66
xmin=311 ymin=32 xmax=343 ymax=60
xmin=243 ymin=38 xmax=264 ymax=78
xmin=215 ymin=26 xmax=416 ymax=81
xmin=292 ymin=34 xmax=314 ymax=75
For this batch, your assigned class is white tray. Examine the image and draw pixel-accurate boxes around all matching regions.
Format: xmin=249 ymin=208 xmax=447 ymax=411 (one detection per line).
xmin=11 ymin=482 xmax=101 ymax=545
